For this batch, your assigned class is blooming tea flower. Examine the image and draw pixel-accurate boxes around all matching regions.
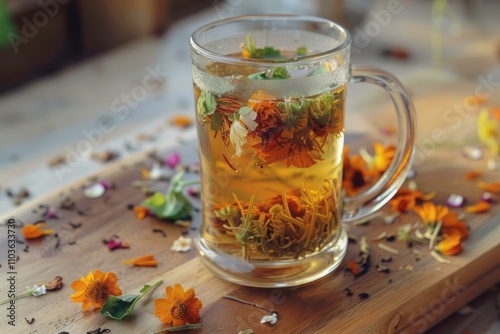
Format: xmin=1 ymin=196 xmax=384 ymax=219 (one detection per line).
xmin=70 ymin=270 xmax=122 ymax=311
xmin=154 ymin=283 xmax=202 ymax=326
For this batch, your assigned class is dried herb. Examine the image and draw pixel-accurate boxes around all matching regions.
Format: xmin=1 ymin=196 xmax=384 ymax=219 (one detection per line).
xmin=99 ymin=279 xmax=162 ymax=320
xmin=87 ymin=328 xmax=111 ymax=334
xmin=358 ymin=293 xmax=370 ymax=300
xmin=68 ymin=221 xmax=82 ymax=229
xmin=344 ymin=288 xmax=353 ymax=297
xmin=38 ymin=276 xmax=63 ymax=291
xmin=381 ymin=257 xmax=393 ymax=263
xmin=25 ymin=317 xmax=35 ymax=324
xmin=376 ymin=264 xmax=390 ymax=274
xmin=152 ymin=228 xmax=167 ymax=237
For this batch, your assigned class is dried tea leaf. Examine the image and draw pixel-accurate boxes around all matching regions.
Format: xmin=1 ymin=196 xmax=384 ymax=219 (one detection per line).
xmin=38 ymin=276 xmax=63 ymax=291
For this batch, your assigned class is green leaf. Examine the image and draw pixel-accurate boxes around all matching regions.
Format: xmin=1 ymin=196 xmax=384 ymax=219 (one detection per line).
xmin=248 ymin=66 xmax=290 ymax=80
xmin=210 ymin=111 xmax=223 ymax=131
xmin=296 ymin=46 xmax=307 ymax=56
xmin=0 ymin=0 xmax=17 ymax=48
xmin=197 ymin=90 xmax=217 ymax=123
xmin=99 ymin=295 xmax=141 ymax=320
xmin=99 ymin=279 xmax=163 ymax=320
xmin=142 ymin=172 xmax=195 ymax=221
xmin=238 ymin=106 xmax=253 ymax=115
xmin=242 ymin=34 xmax=282 ymax=59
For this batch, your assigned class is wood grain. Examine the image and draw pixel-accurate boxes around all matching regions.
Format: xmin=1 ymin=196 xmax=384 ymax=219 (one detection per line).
xmin=1 ymin=78 xmax=499 ymax=334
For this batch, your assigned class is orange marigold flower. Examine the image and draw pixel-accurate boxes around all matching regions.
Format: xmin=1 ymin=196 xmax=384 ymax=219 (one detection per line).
xmin=441 ymin=212 xmax=468 ymax=240
xmin=477 ymin=181 xmax=500 ymax=193
xmin=123 ymin=254 xmax=158 ymax=267
xmin=70 ymin=270 xmax=122 ymax=311
xmin=389 ymin=194 xmax=417 ymax=213
xmin=21 ymin=222 xmax=53 ymax=239
xmin=154 ymin=283 xmax=202 ymax=326
xmin=133 ymin=206 xmax=150 ymax=219
xmin=369 ymin=142 xmax=396 ymax=173
xmin=465 ymin=201 xmax=491 ymax=213
xmin=413 ymin=202 xmax=449 ymax=225
xmin=342 ymin=147 xmax=370 ymax=196
xmin=434 ymin=235 xmax=463 ymax=256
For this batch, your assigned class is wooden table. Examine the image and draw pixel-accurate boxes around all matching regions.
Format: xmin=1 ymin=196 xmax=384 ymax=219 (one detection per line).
xmin=1 ymin=68 xmax=499 ymax=333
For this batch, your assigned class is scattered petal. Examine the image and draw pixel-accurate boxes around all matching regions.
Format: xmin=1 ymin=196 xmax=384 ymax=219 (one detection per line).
xmin=123 ymin=254 xmax=158 ymax=267
xmin=133 ymin=206 xmax=150 ymax=219
xmin=84 ymin=183 xmax=106 ymax=198
xmin=430 ymin=250 xmax=451 ymax=263
xmin=408 ymin=180 xmax=419 ymax=191
xmin=446 ymin=194 xmax=465 ymax=208
xmin=38 ymin=276 xmax=63 ymax=291
xmin=398 ymin=264 xmax=414 ymax=271
xmin=260 ymin=312 xmax=278 ymax=325
xmin=482 ymin=192 xmax=497 ymax=203
xmin=378 ymin=243 xmax=400 ymax=255
xmin=465 ymin=201 xmax=491 ymax=213
xmin=478 ymin=181 xmax=500 ymax=193
xmin=21 ymin=223 xmax=53 ymax=239
xmin=465 ymin=170 xmax=481 ymax=180
xmin=44 ymin=208 xmax=59 ymax=219
xmin=434 ymin=235 xmax=463 ymax=256
xmin=171 ymin=236 xmax=192 ymax=252
xmin=107 ymin=239 xmax=130 ymax=251
xmin=170 ymin=115 xmax=193 ymax=128
xmin=461 ymin=145 xmax=483 ymax=160
xmin=164 ymin=152 xmax=181 ymax=169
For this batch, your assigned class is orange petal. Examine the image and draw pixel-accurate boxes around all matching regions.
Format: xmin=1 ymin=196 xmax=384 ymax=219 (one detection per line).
xmin=123 ymin=254 xmax=156 ymax=265
xmin=133 ymin=260 xmax=158 ymax=267
xmin=21 ymin=224 xmax=53 ymax=239
xmin=465 ymin=170 xmax=481 ymax=180
xmin=170 ymin=115 xmax=193 ymax=128
xmin=465 ymin=201 xmax=491 ymax=213
xmin=435 ymin=235 xmax=463 ymax=256
xmin=172 ymin=284 xmax=185 ymax=301
xmin=347 ymin=261 xmax=360 ymax=275
xmin=477 ymin=181 xmax=500 ymax=193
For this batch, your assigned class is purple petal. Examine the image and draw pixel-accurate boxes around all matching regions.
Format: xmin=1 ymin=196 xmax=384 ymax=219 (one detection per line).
xmin=164 ymin=152 xmax=181 ymax=169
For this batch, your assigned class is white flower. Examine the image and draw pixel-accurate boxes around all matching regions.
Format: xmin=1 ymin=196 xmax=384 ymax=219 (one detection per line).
xmin=239 ymin=108 xmax=258 ymax=131
xmin=260 ymin=312 xmax=278 ymax=325
xmin=229 ymin=121 xmax=248 ymax=157
xmin=29 ymin=284 xmax=46 ymax=297
xmin=148 ymin=162 xmax=172 ymax=180
xmin=170 ymin=236 xmax=192 ymax=252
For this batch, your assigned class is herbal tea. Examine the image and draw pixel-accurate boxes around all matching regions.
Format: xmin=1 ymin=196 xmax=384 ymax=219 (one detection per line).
xmin=194 ymin=74 xmax=346 ymax=261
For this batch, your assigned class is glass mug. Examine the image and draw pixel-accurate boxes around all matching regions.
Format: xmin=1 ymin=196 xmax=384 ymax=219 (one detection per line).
xmin=190 ymin=15 xmax=415 ymax=287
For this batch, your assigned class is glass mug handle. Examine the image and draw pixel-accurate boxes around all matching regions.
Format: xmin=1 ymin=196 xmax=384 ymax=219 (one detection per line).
xmin=342 ymin=66 xmax=416 ymax=222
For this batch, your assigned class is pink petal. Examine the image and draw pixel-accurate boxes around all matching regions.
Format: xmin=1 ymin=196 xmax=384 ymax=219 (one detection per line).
xmin=164 ymin=152 xmax=181 ymax=169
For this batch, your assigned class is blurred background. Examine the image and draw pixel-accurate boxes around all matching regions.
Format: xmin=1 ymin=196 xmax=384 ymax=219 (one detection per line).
xmin=0 ymin=0 xmax=499 ymax=204
xmin=0 ymin=1 xmax=499 ymax=332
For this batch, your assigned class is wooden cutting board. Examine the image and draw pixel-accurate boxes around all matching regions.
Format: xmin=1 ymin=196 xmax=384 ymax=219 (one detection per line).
xmin=1 ymin=73 xmax=499 ymax=334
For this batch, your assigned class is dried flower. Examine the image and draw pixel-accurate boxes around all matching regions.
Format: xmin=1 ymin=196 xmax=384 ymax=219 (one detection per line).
xmin=133 ymin=206 xmax=150 ymax=219
xmin=154 ymin=283 xmax=202 ymax=326
xmin=441 ymin=212 xmax=468 ymax=240
xmin=367 ymin=142 xmax=396 ymax=173
xmin=107 ymin=238 xmax=130 ymax=251
xmin=477 ymin=181 xmax=500 ymax=193
xmin=465 ymin=201 xmax=491 ymax=213
xmin=171 ymin=236 xmax=192 ymax=252
xmin=164 ymin=152 xmax=181 ymax=169
xmin=465 ymin=170 xmax=481 ymax=180
xmin=261 ymin=312 xmax=278 ymax=325
xmin=0 ymin=284 xmax=46 ymax=305
xmin=434 ymin=235 xmax=463 ymax=256
xmin=413 ymin=202 xmax=449 ymax=226
xmin=70 ymin=270 xmax=122 ymax=311
xmin=171 ymin=115 xmax=193 ymax=128
xmin=21 ymin=222 xmax=53 ymax=239
xmin=123 ymin=254 xmax=158 ymax=267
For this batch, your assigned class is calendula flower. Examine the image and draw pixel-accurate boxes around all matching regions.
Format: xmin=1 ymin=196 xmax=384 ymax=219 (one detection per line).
xmin=477 ymin=109 xmax=499 ymax=155
xmin=21 ymin=222 xmax=53 ymax=239
xmin=229 ymin=120 xmax=249 ymax=157
xmin=389 ymin=188 xmax=436 ymax=213
xmin=434 ymin=235 xmax=463 ymax=256
xmin=360 ymin=142 xmax=396 ymax=174
xmin=441 ymin=212 xmax=468 ymax=240
xmin=123 ymin=254 xmax=158 ymax=267
xmin=70 ymin=270 xmax=122 ymax=311
xmin=342 ymin=147 xmax=370 ymax=196
xmin=238 ymin=106 xmax=258 ymax=131
xmin=154 ymin=283 xmax=202 ymax=326
xmin=413 ymin=202 xmax=449 ymax=226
